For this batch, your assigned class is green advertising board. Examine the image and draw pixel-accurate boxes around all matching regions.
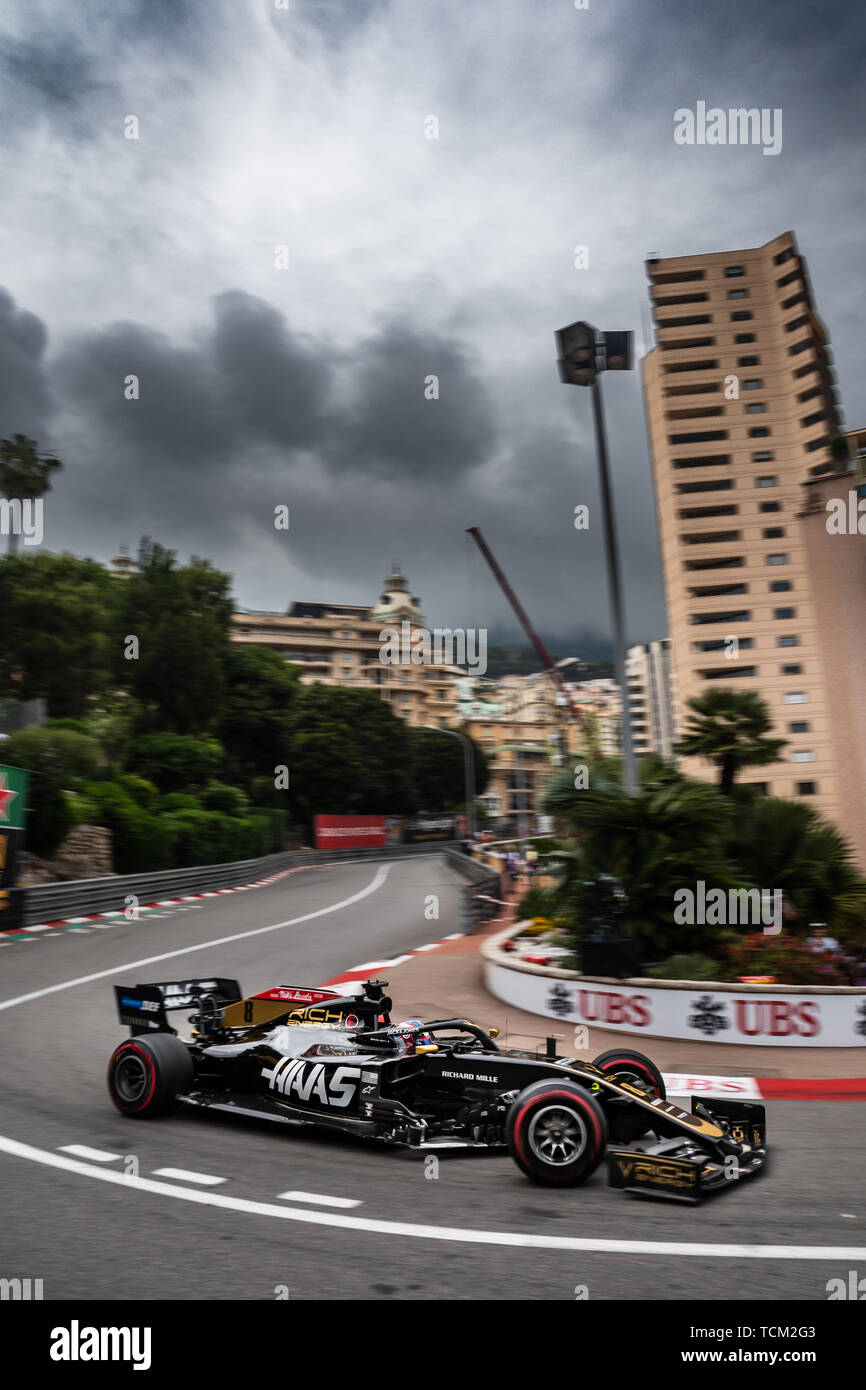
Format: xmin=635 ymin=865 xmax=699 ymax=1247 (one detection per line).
xmin=0 ymin=762 xmax=28 ymax=832
xmin=0 ymin=763 xmax=29 ymax=925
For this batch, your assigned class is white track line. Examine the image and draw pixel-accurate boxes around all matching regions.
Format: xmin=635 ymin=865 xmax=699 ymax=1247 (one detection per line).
xmin=277 ymin=1190 xmax=362 ymax=1208
xmin=58 ymin=1144 xmax=122 ymax=1163
xmin=1 ymin=1133 xmax=863 ymax=1261
xmin=0 ymin=865 xmax=391 ymax=1013
xmin=151 ymin=1167 xmax=226 ymax=1186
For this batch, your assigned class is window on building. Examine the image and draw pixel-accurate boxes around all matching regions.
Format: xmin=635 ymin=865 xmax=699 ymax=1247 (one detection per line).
xmin=690 ymin=609 xmax=751 ymax=625
xmin=752 ymin=451 xmax=774 ymax=462
xmin=789 ymin=338 xmax=812 ymax=356
xmin=763 ymin=527 xmax=786 ymax=538
xmin=805 ymin=437 xmax=828 ymax=452
xmin=774 ymin=248 xmax=795 ymax=266
xmin=724 ymin=265 xmax=746 ymax=277
xmin=745 ymin=403 xmax=767 ymax=413
xmin=785 ymin=314 xmax=810 ymax=333
xmin=738 ymin=356 xmax=760 ymax=367
xmin=776 ymin=267 xmax=799 ymax=286
xmin=743 ymin=379 xmax=764 ymax=389
xmin=781 ymin=664 xmax=803 ymax=674
xmin=700 ymin=666 xmax=756 ymax=679
xmin=693 ymin=638 xmax=754 ymax=652
xmin=673 ymin=454 xmax=731 ymax=468
xmin=782 ymin=293 xmax=805 ymax=310
xmin=770 ymin=580 xmax=792 ymax=591
xmin=730 ymin=311 xmax=753 ymax=321
xmin=778 ymin=635 xmax=799 ymax=646
xmin=756 ymin=476 xmax=778 ymax=487
xmin=801 ymin=411 xmax=826 ymax=428
xmin=728 ymin=289 xmax=749 ymax=299
xmin=668 ymin=430 xmax=729 ymax=444
xmin=749 ymin=427 xmax=770 ymax=437
xmin=774 ymin=607 xmax=796 ymax=619
xmin=796 ymin=781 xmax=817 ymax=795
xmin=783 ymin=692 xmax=807 ymax=703
xmin=658 ymin=314 xmax=713 ymax=328
xmin=734 ymin=333 xmax=756 ymax=343
xmin=789 ymin=721 xmax=809 ymax=732
xmin=759 ymin=502 xmax=782 ymax=513
xmin=791 ymin=750 xmax=815 ymax=762
xmin=766 ymin=554 xmax=789 ymax=565
xmin=676 ymin=478 xmax=734 ymax=493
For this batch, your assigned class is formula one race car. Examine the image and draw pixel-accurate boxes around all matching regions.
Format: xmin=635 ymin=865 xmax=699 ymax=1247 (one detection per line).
xmin=107 ymin=976 xmax=767 ymax=1201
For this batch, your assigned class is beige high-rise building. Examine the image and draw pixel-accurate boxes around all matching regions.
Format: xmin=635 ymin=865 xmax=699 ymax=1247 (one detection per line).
xmin=641 ymin=231 xmax=866 ymax=865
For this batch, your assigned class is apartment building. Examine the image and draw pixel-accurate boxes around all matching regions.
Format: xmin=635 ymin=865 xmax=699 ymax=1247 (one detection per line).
xmin=641 ymin=231 xmax=866 ymax=863
xmin=625 ymin=639 xmax=675 ymax=759
xmin=231 ymin=565 xmax=460 ymax=728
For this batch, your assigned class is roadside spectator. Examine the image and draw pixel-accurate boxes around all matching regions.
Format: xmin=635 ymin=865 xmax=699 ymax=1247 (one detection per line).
xmin=525 ymin=844 xmax=539 ymax=876
xmin=805 ymin=923 xmax=841 ymax=954
xmin=505 ymin=850 xmax=519 ymax=883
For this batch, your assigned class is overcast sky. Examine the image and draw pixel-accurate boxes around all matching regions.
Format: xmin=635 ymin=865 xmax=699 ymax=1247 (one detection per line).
xmin=1 ymin=0 xmax=864 ymax=655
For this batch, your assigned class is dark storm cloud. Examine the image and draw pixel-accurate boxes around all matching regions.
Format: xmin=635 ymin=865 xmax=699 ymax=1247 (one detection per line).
xmin=327 ymin=322 xmax=499 ymax=481
xmin=0 ymin=30 xmax=116 ymax=137
xmin=211 ymin=291 xmax=333 ymax=449
xmin=0 ymin=290 xmax=54 ymax=441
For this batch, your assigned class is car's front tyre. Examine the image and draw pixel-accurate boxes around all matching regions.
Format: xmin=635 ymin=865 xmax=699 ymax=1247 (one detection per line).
xmin=107 ymin=1033 xmax=193 ymax=1118
xmin=507 ymin=1079 xmax=607 ymax=1185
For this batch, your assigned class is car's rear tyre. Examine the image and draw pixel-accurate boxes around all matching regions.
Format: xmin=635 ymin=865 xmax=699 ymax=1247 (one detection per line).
xmin=107 ymin=1034 xmax=194 ymax=1118
xmin=592 ymin=1048 xmax=665 ymax=1143
xmin=507 ymin=1079 xmax=607 ymax=1186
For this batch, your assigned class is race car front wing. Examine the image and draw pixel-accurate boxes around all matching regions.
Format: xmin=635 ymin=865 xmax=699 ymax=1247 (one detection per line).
xmin=607 ymin=1097 xmax=767 ymax=1204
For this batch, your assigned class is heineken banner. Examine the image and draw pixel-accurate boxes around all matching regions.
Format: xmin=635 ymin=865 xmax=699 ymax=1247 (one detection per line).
xmin=0 ymin=763 xmax=28 ymax=926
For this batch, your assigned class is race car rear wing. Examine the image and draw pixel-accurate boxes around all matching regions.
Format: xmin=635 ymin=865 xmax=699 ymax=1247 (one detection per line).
xmin=114 ymin=979 xmax=242 ymax=1036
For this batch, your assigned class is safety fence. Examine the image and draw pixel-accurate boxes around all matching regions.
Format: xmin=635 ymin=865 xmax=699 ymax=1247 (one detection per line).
xmin=10 ymin=842 xmax=503 ymax=934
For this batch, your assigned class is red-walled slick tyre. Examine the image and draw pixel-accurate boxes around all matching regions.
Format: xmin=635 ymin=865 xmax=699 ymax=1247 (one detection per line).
xmin=507 ymin=1079 xmax=607 ymax=1186
xmin=107 ymin=1033 xmax=193 ymax=1118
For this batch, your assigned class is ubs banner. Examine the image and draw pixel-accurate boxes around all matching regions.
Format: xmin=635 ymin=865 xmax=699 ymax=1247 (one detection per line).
xmin=0 ymin=762 xmax=28 ymax=929
xmin=486 ymin=960 xmax=866 ymax=1047
xmin=314 ymin=814 xmax=388 ymax=850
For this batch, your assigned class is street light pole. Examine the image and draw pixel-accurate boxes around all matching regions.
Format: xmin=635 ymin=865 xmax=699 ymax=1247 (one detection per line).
xmin=424 ymin=725 xmax=476 ymax=839
xmin=555 ymin=320 xmax=638 ymax=794
xmin=590 ymin=377 xmax=637 ymax=795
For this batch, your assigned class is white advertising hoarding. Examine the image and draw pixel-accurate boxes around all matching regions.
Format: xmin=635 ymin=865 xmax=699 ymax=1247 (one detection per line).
xmin=486 ymin=960 xmax=866 ymax=1047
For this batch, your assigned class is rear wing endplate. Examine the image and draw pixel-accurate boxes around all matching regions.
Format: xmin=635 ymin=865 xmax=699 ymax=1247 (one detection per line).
xmin=114 ymin=978 xmax=242 ymax=1035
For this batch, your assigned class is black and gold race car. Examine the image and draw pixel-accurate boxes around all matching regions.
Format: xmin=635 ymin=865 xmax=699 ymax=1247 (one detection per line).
xmin=107 ymin=975 xmax=766 ymax=1202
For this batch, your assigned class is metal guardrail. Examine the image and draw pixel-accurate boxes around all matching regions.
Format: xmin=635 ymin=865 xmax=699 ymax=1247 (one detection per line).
xmin=13 ymin=841 xmax=502 ymax=932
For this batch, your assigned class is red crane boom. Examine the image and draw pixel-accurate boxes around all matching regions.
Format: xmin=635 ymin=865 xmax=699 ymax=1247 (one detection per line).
xmin=466 ymin=526 xmax=581 ymax=719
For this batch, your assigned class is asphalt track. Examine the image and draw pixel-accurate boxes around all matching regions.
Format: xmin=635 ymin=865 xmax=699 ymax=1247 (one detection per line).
xmin=0 ymin=855 xmax=864 ymax=1301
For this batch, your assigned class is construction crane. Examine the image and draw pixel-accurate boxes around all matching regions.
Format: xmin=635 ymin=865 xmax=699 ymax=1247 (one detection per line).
xmin=466 ymin=525 xmax=582 ymax=722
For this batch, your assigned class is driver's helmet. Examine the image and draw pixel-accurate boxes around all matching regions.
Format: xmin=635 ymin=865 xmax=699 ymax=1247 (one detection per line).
xmin=395 ymin=1018 xmax=434 ymax=1051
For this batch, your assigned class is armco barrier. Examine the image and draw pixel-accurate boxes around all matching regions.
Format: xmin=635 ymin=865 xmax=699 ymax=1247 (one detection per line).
xmin=14 ymin=842 xmax=502 ymax=934
xmin=482 ymin=922 xmax=866 ymax=1047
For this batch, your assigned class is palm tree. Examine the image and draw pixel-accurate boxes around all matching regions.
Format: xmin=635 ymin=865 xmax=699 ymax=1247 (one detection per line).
xmin=675 ymin=689 xmax=786 ymax=795
xmin=542 ymin=757 xmax=737 ymax=955
xmin=0 ymin=434 xmax=62 ymax=553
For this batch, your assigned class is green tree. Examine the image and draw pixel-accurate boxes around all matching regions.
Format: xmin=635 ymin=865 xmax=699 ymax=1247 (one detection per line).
xmin=290 ymin=685 xmax=415 ymax=830
xmin=113 ymin=538 xmax=233 ymax=734
xmin=0 ymin=434 xmax=62 ymax=554
xmin=724 ymin=793 xmax=866 ymax=934
xmin=406 ymin=726 xmax=488 ymax=811
xmin=216 ymin=646 xmax=299 ymax=788
xmin=0 ymin=552 xmax=116 ymax=717
xmin=125 ymin=732 xmax=222 ymax=791
xmin=5 ymin=726 xmax=104 ymax=856
xmin=675 ymin=689 xmax=786 ymax=795
xmin=542 ymin=756 xmax=737 ymax=955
